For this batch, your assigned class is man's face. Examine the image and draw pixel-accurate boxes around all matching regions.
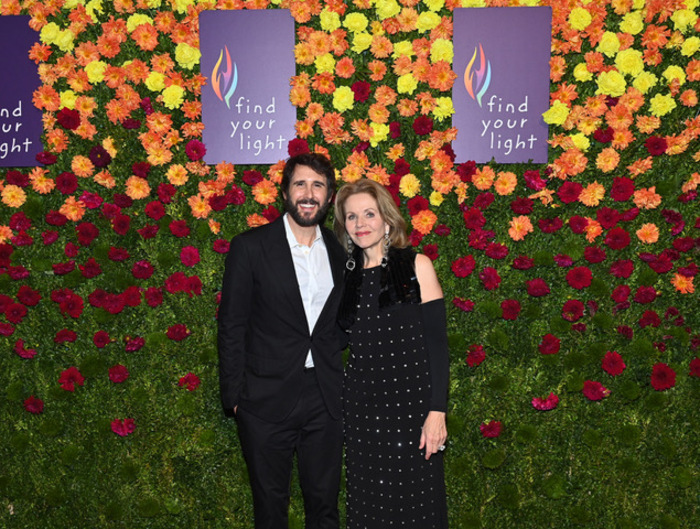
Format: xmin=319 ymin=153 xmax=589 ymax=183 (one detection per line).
xmin=284 ymin=165 xmax=332 ymax=227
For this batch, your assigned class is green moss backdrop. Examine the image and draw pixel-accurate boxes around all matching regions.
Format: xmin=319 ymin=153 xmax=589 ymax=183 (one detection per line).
xmin=1 ymin=0 xmax=698 ymax=527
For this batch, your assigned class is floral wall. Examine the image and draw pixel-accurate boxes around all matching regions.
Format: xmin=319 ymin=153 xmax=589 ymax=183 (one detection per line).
xmin=1 ymin=0 xmax=698 ymax=527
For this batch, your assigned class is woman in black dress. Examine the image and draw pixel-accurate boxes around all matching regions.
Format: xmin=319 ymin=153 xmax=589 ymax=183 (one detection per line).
xmin=334 ymin=179 xmax=449 ymax=528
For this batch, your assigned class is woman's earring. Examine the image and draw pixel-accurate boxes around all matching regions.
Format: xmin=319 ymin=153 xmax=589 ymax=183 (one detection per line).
xmin=346 ymin=235 xmax=356 ymax=271
xmin=381 ymin=229 xmax=390 ymax=268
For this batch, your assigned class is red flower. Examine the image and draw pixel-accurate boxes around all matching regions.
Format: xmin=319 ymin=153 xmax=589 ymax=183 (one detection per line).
xmin=511 ymin=197 xmax=533 ymax=215
xmin=538 ymin=217 xmax=563 ymax=233
xmin=56 ymin=171 xmax=78 ymax=194
xmin=0 ymin=323 xmax=15 ymax=336
xmin=59 ymin=292 xmax=84 ymax=318
xmin=178 ymin=372 xmax=201 ymax=391
xmin=24 ymin=395 xmax=44 ymax=414
xmin=452 ymin=297 xmax=474 ymax=312
xmin=473 ymin=192 xmax=495 ymax=210
xmin=584 ymin=246 xmax=606 ymax=263
xmin=5 ymin=302 xmax=28 ymax=324
xmin=644 ymin=136 xmax=667 ymax=156
xmin=596 ymin=207 xmax=621 ymax=229
xmin=412 ymin=115 xmax=433 ymax=135
xmin=125 ymin=336 xmax=145 ymax=352
xmin=451 ymin=255 xmax=476 ymax=278
xmin=144 ymin=287 xmax=164 ymax=307
xmin=14 ymin=339 xmax=37 ymax=359
xmin=610 ymin=259 xmax=634 ymax=278
xmin=111 ymin=418 xmax=136 ymax=437
xmin=89 ymin=145 xmax=112 ymax=167
xmin=17 ymin=285 xmax=41 ymax=306
xmin=132 ymin=260 xmax=154 ymax=279
xmin=287 ymin=138 xmax=309 ymax=157
xmin=180 ymin=246 xmax=200 ymax=267
xmin=144 ymin=201 xmax=166 ymax=220
xmin=611 ymin=285 xmax=631 ymax=303
xmin=111 ymin=214 xmax=131 ymax=235
xmin=350 ymin=81 xmax=372 ymax=102
xmin=108 ymin=246 xmax=130 ymax=261
xmin=76 ymin=222 xmax=99 ymax=246
xmin=123 ymin=286 xmax=142 ymax=307
xmin=423 ymin=244 xmax=439 ymax=261
xmin=568 ymin=215 xmax=588 ymax=234
xmin=466 ymin=344 xmax=486 ymax=367
xmin=54 ymin=329 xmax=77 ymax=343
xmin=634 ymin=286 xmax=657 ymax=304
xmin=485 ymin=243 xmax=508 ymax=260
xmin=582 ymin=380 xmax=610 ymax=401
xmin=169 ymin=220 xmax=190 ymax=238
xmin=185 ymin=139 xmax=206 ymax=161
xmin=557 ymin=181 xmax=582 ymax=204
xmin=480 ymin=420 xmax=502 ymax=438
xmin=93 ymin=330 xmax=111 ymax=348
xmin=213 ymin=239 xmax=230 ymax=254
xmin=605 ymin=227 xmax=631 ymax=250
xmin=566 ymin=266 xmax=592 ymax=289
xmin=512 ymin=255 xmax=534 ymax=270
xmin=158 ymin=183 xmax=176 ymax=203
xmin=462 ymin=207 xmax=486 ymax=229
xmin=58 ymin=366 xmax=85 ymax=391
xmin=56 ymin=107 xmax=80 ymax=130
xmin=538 ymin=334 xmax=560 ymax=355
xmin=532 ymin=392 xmax=559 ymax=411
xmin=562 ymin=299 xmax=584 ymax=322
xmin=601 ymin=351 xmax=625 ymax=376
xmin=137 ymin=224 xmax=159 ymax=239
xmin=617 ymin=325 xmax=634 ymax=340
xmin=109 ymin=364 xmax=130 ymax=383
xmin=526 ymin=278 xmax=550 ymax=297
xmin=406 ymin=195 xmax=429 ymax=215
xmin=166 ymin=323 xmax=191 ymax=341
xmin=479 ymin=267 xmax=501 ymax=290
xmin=52 ymin=261 xmax=76 ymax=275
xmin=610 ymin=177 xmax=635 ymax=201
xmin=650 ymin=363 xmax=676 ymax=391
xmin=639 ymin=310 xmax=661 ymax=328
xmin=523 ymin=169 xmax=546 ymax=190
xmin=79 ymin=257 xmax=102 ymax=278
xmin=689 ymin=358 xmax=700 ymax=377
xmin=501 ymin=299 xmax=521 ymax=320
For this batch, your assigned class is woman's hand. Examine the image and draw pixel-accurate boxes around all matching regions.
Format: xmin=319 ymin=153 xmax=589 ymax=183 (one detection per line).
xmin=419 ymin=411 xmax=447 ymax=460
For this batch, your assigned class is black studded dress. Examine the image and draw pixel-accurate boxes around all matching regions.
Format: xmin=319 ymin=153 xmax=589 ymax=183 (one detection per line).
xmin=343 ymin=266 xmax=448 ymax=528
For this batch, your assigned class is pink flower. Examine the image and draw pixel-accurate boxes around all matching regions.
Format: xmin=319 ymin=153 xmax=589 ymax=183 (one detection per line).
xmin=480 ymin=420 xmax=502 ymax=438
xmin=178 ymin=372 xmax=201 ymax=391
xmin=601 ymin=351 xmax=626 ymax=376
xmin=582 ymin=380 xmax=610 ymax=401
xmin=58 ymin=366 xmax=85 ymax=391
xmin=24 ymin=395 xmax=44 ymax=414
xmin=109 ymin=364 xmax=130 ymax=383
xmin=111 ymin=418 xmax=136 ymax=437
xmin=532 ymin=392 xmax=559 ymax=411
xmin=466 ymin=344 xmax=486 ymax=367
xmin=185 ymin=139 xmax=206 ymax=161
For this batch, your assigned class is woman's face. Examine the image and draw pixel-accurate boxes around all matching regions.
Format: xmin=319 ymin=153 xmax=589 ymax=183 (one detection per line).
xmin=343 ymin=192 xmax=389 ymax=252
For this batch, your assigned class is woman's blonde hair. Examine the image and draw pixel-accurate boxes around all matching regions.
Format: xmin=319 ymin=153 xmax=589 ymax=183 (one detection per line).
xmin=333 ymin=179 xmax=409 ymax=250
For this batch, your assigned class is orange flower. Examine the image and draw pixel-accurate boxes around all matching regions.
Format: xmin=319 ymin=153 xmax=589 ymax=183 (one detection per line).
xmin=350 ymin=119 xmax=372 ymax=142
xmin=370 ymin=35 xmax=393 ymax=59
xmin=32 ymin=85 xmax=60 ymax=111
xmin=681 ymin=172 xmax=700 ymax=193
xmin=397 ymin=98 xmax=418 ymax=117
xmin=611 ymin=129 xmax=634 ymax=150
xmin=375 ymin=86 xmax=397 ymax=107
xmin=71 ymin=155 xmax=94 ymax=178
xmin=296 ymin=119 xmax=315 ymax=139
xmin=636 ymin=223 xmax=659 ymax=244
xmin=146 ymin=143 xmax=174 ymax=166
xmin=431 ymin=170 xmax=458 ymax=195
xmin=494 ymin=172 xmax=517 ymax=196
xmin=59 ymin=196 xmax=86 ymax=222
xmin=366 ymin=165 xmax=390 ymax=186
xmin=633 ymin=187 xmax=662 ymax=209
xmin=368 ymin=103 xmax=390 ymax=124
xmin=636 ymin=115 xmax=661 ymax=134
xmin=368 ymin=60 xmax=387 ymax=82
xmin=579 ymin=182 xmax=606 ymax=207
xmin=290 ymin=85 xmax=311 ymax=107
xmin=208 ymin=219 xmax=221 ymax=235
xmin=335 ymin=57 xmax=355 ymax=79
xmin=687 ymin=60 xmax=700 ymax=82
xmin=427 ymin=62 xmax=457 ymax=91
xmin=307 ymin=30 xmax=332 ymax=57
xmin=341 ymin=164 xmax=363 ymax=183
xmin=252 ymin=180 xmax=278 ymax=206
xmin=627 ymin=156 xmax=654 ymax=177
xmin=618 ymin=88 xmax=644 ymax=113
xmin=550 ymin=55 xmax=566 ymax=83
xmin=386 ymin=144 xmax=405 ymax=161
xmin=46 ymin=128 xmax=69 ymax=153
xmin=125 ymin=176 xmax=151 ymax=200
xmin=671 ymin=273 xmax=694 ymax=294
xmin=595 ymin=147 xmax=620 ymax=173
xmin=151 ymin=53 xmax=175 ymax=74
xmin=472 ymin=166 xmax=495 ymax=191
xmin=188 ymin=194 xmax=212 ymax=220
xmin=167 ymin=164 xmax=189 ymax=186
xmin=246 ymin=213 xmax=269 ymax=228
xmin=146 ymin=112 xmax=173 ymax=135
xmin=93 ymin=170 xmax=115 ymax=189
xmin=0 ymin=225 xmax=12 ymax=243
xmin=550 ymin=148 xmax=588 ymax=179
xmin=411 ymin=209 xmax=437 ymax=235
xmin=508 ymin=215 xmax=533 ymax=241
xmin=605 ymin=105 xmax=633 ymax=130
xmin=585 ymin=219 xmax=603 ymax=243
xmin=1 ymin=184 xmax=26 ymax=208
xmin=132 ymin=24 xmax=159 ymax=51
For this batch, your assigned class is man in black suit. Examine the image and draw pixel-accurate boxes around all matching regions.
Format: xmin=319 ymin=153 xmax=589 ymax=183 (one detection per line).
xmin=218 ymin=153 xmax=345 ymax=529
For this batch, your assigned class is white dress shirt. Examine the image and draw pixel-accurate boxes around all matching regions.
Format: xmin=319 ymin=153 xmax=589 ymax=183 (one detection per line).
xmin=283 ymin=214 xmax=334 ymax=368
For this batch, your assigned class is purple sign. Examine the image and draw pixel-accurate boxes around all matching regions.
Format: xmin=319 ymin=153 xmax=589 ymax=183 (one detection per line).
xmin=452 ymin=7 xmax=552 ymax=164
xmin=0 ymin=16 xmax=43 ymax=167
xmin=199 ymin=10 xmax=296 ymax=165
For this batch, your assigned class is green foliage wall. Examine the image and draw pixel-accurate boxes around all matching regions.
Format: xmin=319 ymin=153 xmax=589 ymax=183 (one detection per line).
xmin=1 ymin=0 xmax=698 ymax=528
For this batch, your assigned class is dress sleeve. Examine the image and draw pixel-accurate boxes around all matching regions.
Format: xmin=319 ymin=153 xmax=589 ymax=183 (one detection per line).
xmin=420 ymin=298 xmax=450 ymax=412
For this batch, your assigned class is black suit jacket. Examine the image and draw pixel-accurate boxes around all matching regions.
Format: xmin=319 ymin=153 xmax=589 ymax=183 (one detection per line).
xmin=217 ymin=216 xmax=346 ymax=423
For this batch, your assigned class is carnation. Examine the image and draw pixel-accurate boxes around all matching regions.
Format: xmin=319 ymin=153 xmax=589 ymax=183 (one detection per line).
xmin=111 ymin=418 xmax=136 ymax=437
xmin=650 ymin=363 xmax=676 ymax=391
xmin=601 ymin=351 xmax=626 ymax=376
xmin=582 ymin=380 xmax=610 ymax=401
xmin=24 ymin=395 xmax=45 ymax=414
xmin=532 ymin=392 xmax=559 ymax=411
xmin=566 ymin=266 xmax=593 ymax=289
xmin=178 ymin=372 xmax=201 ymax=391
xmin=538 ymin=334 xmax=560 ymax=355
xmin=58 ymin=366 xmax=85 ymax=391
xmin=527 ymin=278 xmax=550 ymax=297
xmin=466 ymin=344 xmax=486 ymax=367
xmin=480 ymin=420 xmax=502 ymax=438
xmin=167 ymin=323 xmax=191 ymax=341
xmin=109 ymin=364 xmax=129 ymax=383
xmin=562 ymin=299 xmax=585 ymax=322
xmin=501 ymin=299 xmax=521 ymax=320
xmin=479 ymin=267 xmax=501 ymax=290
xmin=451 ymin=255 xmax=476 ymax=278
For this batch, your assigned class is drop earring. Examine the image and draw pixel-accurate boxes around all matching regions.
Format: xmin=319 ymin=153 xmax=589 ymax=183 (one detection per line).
xmin=381 ymin=228 xmax=390 ymax=268
xmin=346 ymin=235 xmax=356 ymax=271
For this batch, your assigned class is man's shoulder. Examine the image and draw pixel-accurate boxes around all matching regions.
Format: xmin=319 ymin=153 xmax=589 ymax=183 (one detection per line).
xmin=231 ymin=217 xmax=282 ymax=244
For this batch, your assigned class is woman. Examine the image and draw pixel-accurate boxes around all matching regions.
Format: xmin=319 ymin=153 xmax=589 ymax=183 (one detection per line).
xmin=334 ymin=179 xmax=449 ymax=528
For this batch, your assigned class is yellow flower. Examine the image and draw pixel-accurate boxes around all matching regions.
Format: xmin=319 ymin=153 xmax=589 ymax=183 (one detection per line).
xmin=393 ymin=40 xmax=414 ymax=58
xmin=399 ymin=174 xmax=421 ymax=198
xmin=60 ymin=90 xmax=78 ymax=109
xmin=40 ymin=22 xmax=61 ymax=45
xmin=573 ymin=63 xmax=593 ymax=82
xmin=351 ymin=33 xmax=372 ymax=53
xmin=332 ymin=86 xmax=354 ymax=112
xmin=430 ymin=39 xmax=453 ymax=64
xmin=85 ymin=61 xmax=107 ymax=84
xmin=145 ymin=71 xmax=166 ymax=92
xmin=619 ymin=11 xmax=644 ymax=34
xmin=125 ymin=176 xmax=151 ymax=200
xmin=85 ymin=0 xmax=104 ymax=22
xmin=662 ymin=65 xmax=686 ymax=86
xmin=416 ymin=11 xmax=441 ymax=33
xmin=570 ymin=133 xmax=590 ymax=151
xmin=56 ymin=29 xmax=76 ymax=52
xmin=314 ymin=53 xmax=336 ymax=74
xmin=433 ymin=97 xmax=454 ymax=121
xmin=597 ymin=32 xmax=620 ymax=57
xmin=681 ymin=36 xmax=700 ymax=56
xmin=1 ymin=185 xmax=27 ymax=208
xmin=397 ymin=73 xmax=418 ymax=95
xmin=320 ymin=9 xmax=341 ymax=32
xmin=596 ymin=70 xmax=626 ymax=97
xmin=568 ymin=7 xmax=592 ymax=31
xmin=425 ymin=0 xmax=445 ymax=9
xmin=370 ymin=123 xmax=389 ymax=147
xmin=461 ymin=0 xmax=486 ymax=5
xmin=429 ymin=191 xmax=444 ymax=207
xmin=375 ymin=0 xmax=401 ymax=20
xmin=162 ymin=85 xmax=185 ymax=109
xmin=633 ymin=71 xmax=658 ymax=94
xmin=343 ymin=13 xmax=369 ymax=33
xmin=144 ymin=0 xmax=163 ymax=6
xmin=542 ymin=100 xmax=570 ymax=125
xmin=175 ymin=42 xmax=201 ymax=70
xmin=102 ymin=137 xmax=117 ymax=158
xmin=649 ymin=94 xmax=677 ymax=117
xmin=173 ymin=0 xmax=194 ymax=13
xmin=615 ymin=49 xmax=644 ymax=77
xmin=671 ymin=9 xmax=698 ymax=33
xmin=126 ymin=14 xmax=153 ymax=32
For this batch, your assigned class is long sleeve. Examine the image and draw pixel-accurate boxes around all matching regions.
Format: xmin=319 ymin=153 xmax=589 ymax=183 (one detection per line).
xmin=420 ymin=299 xmax=450 ymax=412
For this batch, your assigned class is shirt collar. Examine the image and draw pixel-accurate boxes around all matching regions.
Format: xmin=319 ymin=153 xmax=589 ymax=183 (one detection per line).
xmin=283 ymin=213 xmax=323 ymax=249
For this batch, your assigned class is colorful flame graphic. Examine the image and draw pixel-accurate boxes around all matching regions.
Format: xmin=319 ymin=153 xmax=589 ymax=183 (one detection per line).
xmin=211 ymin=46 xmax=238 ymax=109
xmin=464 ymin=44 xmax=491 ymax=107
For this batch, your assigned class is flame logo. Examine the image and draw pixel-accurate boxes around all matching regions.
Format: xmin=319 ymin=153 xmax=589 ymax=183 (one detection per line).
xmin=464 ymin=44 xmax=491 ymax=107
xmin=211 ymin=46 xmax=238 ymax=109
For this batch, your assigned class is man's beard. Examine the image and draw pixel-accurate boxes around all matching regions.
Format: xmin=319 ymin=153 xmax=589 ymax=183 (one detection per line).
xmin=285 ymin=196 xmax=331 ymax=227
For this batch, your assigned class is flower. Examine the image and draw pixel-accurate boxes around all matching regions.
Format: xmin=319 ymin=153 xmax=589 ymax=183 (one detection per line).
xmin=167 ymin=323 xmax=191 ymax=341
xmin=178 ymin=372 xmax=201 ymax=391
xmin=24 ymin=395 xmax=45 ymax=414
xmin=566 ymin=267 xmax=593 ymax=290
xmin=185 ymin=139 xmax=206 ymax=161
xmin=111 ymin=418 xmax=136 ymax=437
xmin=532 ymin=393 xmax=559 ymax=411
xmin=479 ymin=267 xmax=501 ymax=290
xmin=501 ymin=299 xmax=521 ymax=320
xmin=109 ymin=364 xmax=129 ymax=383
xmin=480 ymin=420 xmax=502 ymax=438
xmin=568 ymin=7 xmax=592 ymax=30
xmin=542 ymin=100 xmax=570 ymax=125
xmin=601 ymin=351 xmax=626 ymax=376
xmin=451 ymin=255 xmax=476 ymax=278
xmin=538 ymin=334 xmax=560 ymax=355
xmin=562 ymin=300 xmax=584 ymax=322
xmin=466 ymin=344 xmax=486 ymax=367
xmin=650 ymin=363 xmax=676 ymax=391
xmin=582 ymin=380 xmax=610 ymax=401
xmin=58 ymin=366 xmax=85 ymax=391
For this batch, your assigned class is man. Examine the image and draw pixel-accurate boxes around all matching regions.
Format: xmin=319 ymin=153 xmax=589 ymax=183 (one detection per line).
xmin=218 ymin=153 xmax=345 ymax=529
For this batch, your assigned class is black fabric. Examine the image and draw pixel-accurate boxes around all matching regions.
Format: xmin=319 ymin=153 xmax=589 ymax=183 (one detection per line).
xmin=420 ymin=299 xmax=450 ymax=412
